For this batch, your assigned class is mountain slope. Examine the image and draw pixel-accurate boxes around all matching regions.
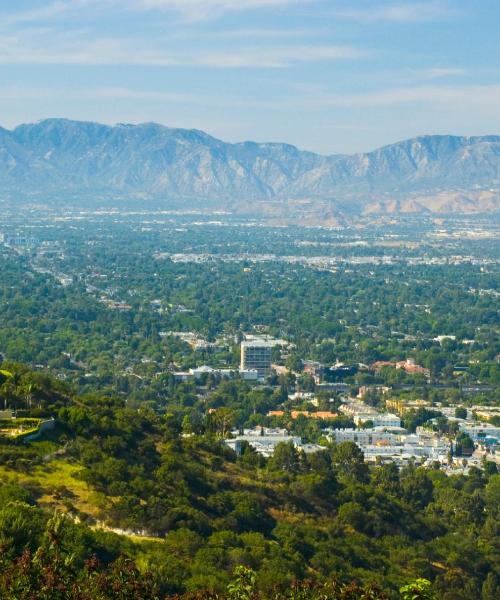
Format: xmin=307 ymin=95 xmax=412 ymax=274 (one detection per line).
xmin=1 ymin=119 xmax=500 ymax=215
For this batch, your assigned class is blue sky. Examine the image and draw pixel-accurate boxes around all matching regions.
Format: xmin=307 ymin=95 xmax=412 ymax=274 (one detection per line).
xmin=1 ymin=0 xmax=499 ymax=154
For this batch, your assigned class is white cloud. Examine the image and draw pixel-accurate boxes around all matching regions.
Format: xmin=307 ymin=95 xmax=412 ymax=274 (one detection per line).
xmin=289 ymin=83 xmax=500 ymax=110
xmin=139 ymin=0 xmax=301 ymax=7
xmin=333 ymin=2 xmax=451 ymax=23
xmin=16 ymin=81 xmax=493 ymax=111
xmin=211 ymin=27 xmax=315 ymax=39
xmin=91 ymin=87 xmax=195 ymax=101
xmin=0 ymin=0 xmax=308 ymax=26
xmin=0 ymin=1 xmax=98 ymax=26
xmin=352 ymin=84 xmax=500 ymax=108
xmin=138 ymin=0 xmax=304 ymax=12
xmin=130 ymin=0 xmax=312 ymax=23
xmin=0 ymin=85 xmax=200 ymax=103
xmin=0 ymin=1 xmax=362 ymax=69
xmin=0 ymin=37 xmax=178 ymax=66
xmin=0 ymin=24 xmax=365 ymax=68
xmin=420 ymin=67 xmax=464 ymax=79
xmin=199 ymin=45 xmax=366 ymax=68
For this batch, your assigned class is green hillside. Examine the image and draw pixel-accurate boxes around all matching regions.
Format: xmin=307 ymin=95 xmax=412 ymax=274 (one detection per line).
xmin=0 ymin=363 xmax=499 ymax=599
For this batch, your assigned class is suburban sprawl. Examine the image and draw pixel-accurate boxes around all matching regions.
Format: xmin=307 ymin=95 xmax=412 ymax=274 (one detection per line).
xmin=0 ymin=207 xmax=499 ymax=599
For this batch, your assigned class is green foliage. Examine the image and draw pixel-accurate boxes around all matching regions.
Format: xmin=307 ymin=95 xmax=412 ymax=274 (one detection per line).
xmin=454 ymin=432 xmax=475 ymax=456
xmin=481 ymin=573 xmax=500 ymax=600
xmin=227 ymin=566 xmax=256 ymax=600
xmin=0 ymin=359 xmax=498 ymax=597
xmin=331 ymin=442 xmax=369 ymax=483
xmin=269 ymin=441 xmax=302 ymax=474
xmin=399 ymin=579 xmax=436 ymax=600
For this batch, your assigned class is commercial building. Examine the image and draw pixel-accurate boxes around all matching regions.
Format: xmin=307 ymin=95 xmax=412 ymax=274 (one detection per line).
xmin=386 ymin=398 xmax=431 ymax=415
xmin=340 ymin=400 xmax=401 ymax=428
xmin=190 ymin=365 xmax=259 ymax=381
xmin=225 ymin=427 xmax=323 ymax=458
xmin=459 ymin=423 xmax=500 ymax=444
xmin=329 ymin=427 xmax=401 ymax=446
xmin=329 ymin=427 xmax=449 ymax=464
xmin=370 ymin=413 xmax=402 ymax=428
xmin=240 ymin=341 xmax=272 ymax=379
xmin=174 ymin=365 xmax=259 ymax=382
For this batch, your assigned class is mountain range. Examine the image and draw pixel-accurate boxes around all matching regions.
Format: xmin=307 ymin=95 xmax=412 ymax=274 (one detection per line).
xmin=1 ymin=118 xmax=499 ymax=222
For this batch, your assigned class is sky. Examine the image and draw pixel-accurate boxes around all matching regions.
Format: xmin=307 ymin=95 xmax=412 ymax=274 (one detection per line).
xmin=0 ymin=0 xmax=499 ymax=154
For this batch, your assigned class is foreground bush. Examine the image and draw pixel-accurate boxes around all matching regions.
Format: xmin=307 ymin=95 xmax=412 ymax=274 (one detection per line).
xmin=0 ymin=546 xmax=433 ymax=600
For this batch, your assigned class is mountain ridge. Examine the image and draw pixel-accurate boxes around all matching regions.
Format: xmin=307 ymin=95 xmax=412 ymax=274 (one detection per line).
xmin=1 ymin=118 xmax=500 ymax=219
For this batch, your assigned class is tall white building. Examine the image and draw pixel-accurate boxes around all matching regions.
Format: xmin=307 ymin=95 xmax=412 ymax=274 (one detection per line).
xmin=240 ymin=341 xmax=272 ymax=379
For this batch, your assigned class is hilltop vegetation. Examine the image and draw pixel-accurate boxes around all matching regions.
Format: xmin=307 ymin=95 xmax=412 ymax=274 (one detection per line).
xmin=1 ymin=364 xmax=499 ymax=599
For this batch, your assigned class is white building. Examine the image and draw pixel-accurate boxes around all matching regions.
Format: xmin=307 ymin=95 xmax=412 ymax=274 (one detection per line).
xmin=329 ymin=427 xmax=401 ymax=446
xmin=353 ymin=412 xmax=401 ymax=428
xmin=372 ymin=413 xmax=401 ymax=428
xmin=188 ymin=365 xmax=259 ymax=381
xmin=459 ymin=423 xmax=500 ymax=442
xmin=225 ymin=427 xmax=323 ymax=458
xmin=329 ymin=426 xmax=449 ymax=464
xmin=240 ymin=341 xmax=272 ymax=379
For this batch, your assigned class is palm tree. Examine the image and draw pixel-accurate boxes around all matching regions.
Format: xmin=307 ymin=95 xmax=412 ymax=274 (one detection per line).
xmin=19 ymin=382 xmax=34 ymax=410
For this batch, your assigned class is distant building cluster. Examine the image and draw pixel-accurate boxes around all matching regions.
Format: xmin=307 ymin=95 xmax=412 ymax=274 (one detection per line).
xmin=371 ymin=358 xmax=430 ymax=377
xmin=339 ymin=400 xmax=401 ymax=428
xmin=174 ymin=365 xmax=259 ymax=382
xmin=268 ymin=410 xmax=338 ymax=420
xmin=161 ymin=331 xmax=229 ymax=352
xmin=328 ymin=427 xmax=450 ymax=466
xmin=459 ymin=422 xmax=500 ymax=447
xmin=225 ymin=427 xmax=323 ymax=458
xmin=149 ymin=335 xmax=500 ymax=474
xmin=386 ymin=398 xmax=431 ymax=415
xmin=1 ymin=233 xmax=38 ymax=248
